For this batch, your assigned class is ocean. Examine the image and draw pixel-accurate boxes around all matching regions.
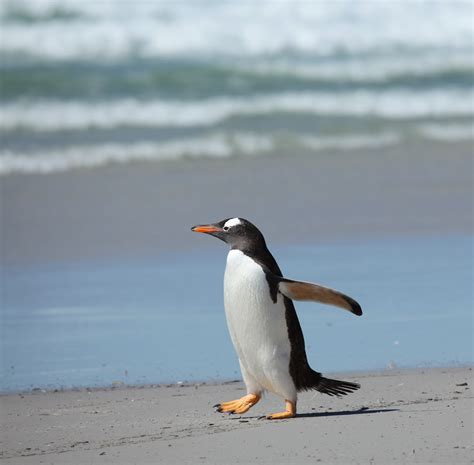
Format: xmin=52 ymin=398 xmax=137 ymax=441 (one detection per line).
xmin=0 ymin=0 xmax=473 ymax=174
xmin=0 ymin=1 xmax=473 ymax=392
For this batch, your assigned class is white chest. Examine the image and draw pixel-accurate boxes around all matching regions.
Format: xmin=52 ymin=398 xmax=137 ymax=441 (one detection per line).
xmin=223 ymin=250 xmax=290 ymax=377
xmin=224 ymin=250 xmax=272 ymax=315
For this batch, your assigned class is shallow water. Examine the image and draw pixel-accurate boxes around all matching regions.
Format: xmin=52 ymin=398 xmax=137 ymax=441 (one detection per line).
xmin=1 ymin=234 xmax=471 ymax=392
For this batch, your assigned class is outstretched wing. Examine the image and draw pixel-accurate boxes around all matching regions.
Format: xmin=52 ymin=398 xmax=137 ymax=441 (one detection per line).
xmin=278 ymin=279 xmax=362 ymax=316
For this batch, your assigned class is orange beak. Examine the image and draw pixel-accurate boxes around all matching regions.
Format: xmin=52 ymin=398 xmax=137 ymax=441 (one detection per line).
xmin=191 ymin=224 xmax=222 ymax=234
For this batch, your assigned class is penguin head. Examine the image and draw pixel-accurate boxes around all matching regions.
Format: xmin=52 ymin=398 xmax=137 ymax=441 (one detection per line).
xmin=191 ymin=217 xmax=266 ymax=250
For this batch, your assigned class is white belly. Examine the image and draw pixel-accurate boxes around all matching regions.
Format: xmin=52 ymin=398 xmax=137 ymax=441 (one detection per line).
xmin=224 ymin=250 xmax=294 ymax=397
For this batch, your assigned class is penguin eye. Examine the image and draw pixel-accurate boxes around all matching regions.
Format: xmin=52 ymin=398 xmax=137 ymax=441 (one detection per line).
xmin=223 ymin=226 xmax=230 ymax=231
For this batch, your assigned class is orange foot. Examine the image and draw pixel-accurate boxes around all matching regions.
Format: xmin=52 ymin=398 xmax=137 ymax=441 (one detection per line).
xmin=214 ymin=393 xmax=261 ymax=414
xmin=266 ymin=400 xmax=296 ymax=420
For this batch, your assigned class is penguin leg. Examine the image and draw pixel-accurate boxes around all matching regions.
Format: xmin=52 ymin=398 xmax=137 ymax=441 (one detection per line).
xmin=215 ymin=361 xmax=262 ymax=413
xmin=215 ymin=393 xmax=261 ymax=413
xmin=266 ymin=400 xmax=296 ymax=420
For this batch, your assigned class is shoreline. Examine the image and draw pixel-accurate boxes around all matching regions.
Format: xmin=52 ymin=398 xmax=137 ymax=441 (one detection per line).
xmin=1 ymin=363 xmax=472 ymax=397
xmin=1 ymin=367 xmax=472 ymax=464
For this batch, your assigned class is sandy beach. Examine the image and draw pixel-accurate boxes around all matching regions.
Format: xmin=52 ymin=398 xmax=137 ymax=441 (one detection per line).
xmin=1 ymin=367 xmax=472 ymax=464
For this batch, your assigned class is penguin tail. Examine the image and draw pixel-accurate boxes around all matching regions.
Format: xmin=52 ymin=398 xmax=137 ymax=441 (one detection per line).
xmin=315 ymin=375 xmax=360 ymax=397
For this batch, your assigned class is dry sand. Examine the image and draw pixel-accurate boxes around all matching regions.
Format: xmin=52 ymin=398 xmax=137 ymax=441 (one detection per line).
xmin=1 ymin=367 xmax=472 ymax=464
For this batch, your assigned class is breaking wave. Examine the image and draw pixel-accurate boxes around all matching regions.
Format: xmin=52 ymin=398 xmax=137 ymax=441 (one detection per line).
xmin=1 ymin=0 xmax=472 ymax=175
xmin=2 ymin=89 xmax=473 ymax=132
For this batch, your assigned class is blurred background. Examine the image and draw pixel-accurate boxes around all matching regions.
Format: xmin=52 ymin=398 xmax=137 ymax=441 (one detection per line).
xmin=1 ymin=0 xmax=473 ymax=173
xmin=1 ymin=0 xmax=472 ymax=391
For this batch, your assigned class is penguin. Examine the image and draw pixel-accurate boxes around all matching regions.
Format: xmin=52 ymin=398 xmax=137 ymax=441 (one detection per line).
xmin=191 ymin=217 xmax=362 ymax=419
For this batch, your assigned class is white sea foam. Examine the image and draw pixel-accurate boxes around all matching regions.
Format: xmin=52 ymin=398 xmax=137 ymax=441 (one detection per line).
xmin=0 ymin=132 xmax=274 ymax=175
xmin=300 ymin=132 xmax=401 ymax=151
xmin=2 ymin=89 xmax=473 ymax=132
xmin=0 ymin=129 xmax=436 ymax=176
xmin=417 ymin=123 xmax=474 ymax=142
xmin=1 ymin=1 xmax=472 ymax=61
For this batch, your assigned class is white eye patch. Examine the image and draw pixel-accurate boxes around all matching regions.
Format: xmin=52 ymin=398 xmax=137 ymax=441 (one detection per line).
xmin=224 ymin=217 xmax=241 ymax=228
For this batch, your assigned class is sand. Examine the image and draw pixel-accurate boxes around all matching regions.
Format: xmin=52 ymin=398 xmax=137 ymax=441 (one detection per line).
xmin=1 ymin=140 xmax=472 ymax=265
xmin=1 ymin=367 xmax=472 ymax=464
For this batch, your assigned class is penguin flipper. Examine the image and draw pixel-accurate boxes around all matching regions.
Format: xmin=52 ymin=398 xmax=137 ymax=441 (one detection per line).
xmin=278 ymin=279 xmax=362 ymax=316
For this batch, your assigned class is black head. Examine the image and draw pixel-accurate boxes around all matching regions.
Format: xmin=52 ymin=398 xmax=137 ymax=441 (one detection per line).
xmin=191 ymin=217 xmax=267 ymax=251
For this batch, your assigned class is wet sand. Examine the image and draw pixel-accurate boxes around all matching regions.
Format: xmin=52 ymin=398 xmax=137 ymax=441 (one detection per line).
xmin=1 ymin=140 xmax=472 ymax=265
xmin=1 ymin=367 xmax=472 ymax=464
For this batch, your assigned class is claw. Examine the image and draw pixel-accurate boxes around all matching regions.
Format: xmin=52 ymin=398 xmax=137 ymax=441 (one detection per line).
xmin=213 ymin=394 xmax=261 ymax=415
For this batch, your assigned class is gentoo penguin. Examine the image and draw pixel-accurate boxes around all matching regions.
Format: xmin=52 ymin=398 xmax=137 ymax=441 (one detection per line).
xmin=191 ymin=217 xmax=362 ymax=419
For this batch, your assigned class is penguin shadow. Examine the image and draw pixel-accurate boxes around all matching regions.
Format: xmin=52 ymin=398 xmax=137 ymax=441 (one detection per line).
xmin=226 ymin=406 xmax=398 ymax=421
xmin=295 ymin=406 xmax=399 ymax=419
